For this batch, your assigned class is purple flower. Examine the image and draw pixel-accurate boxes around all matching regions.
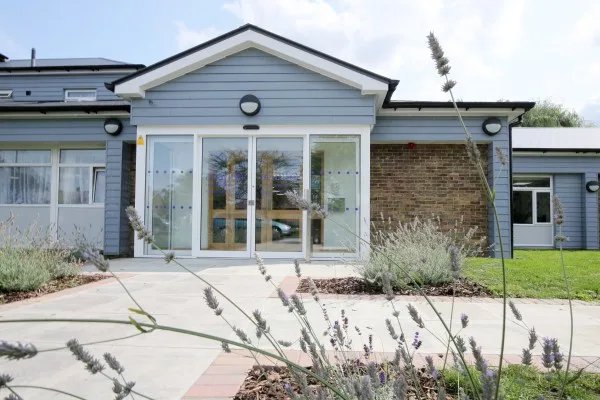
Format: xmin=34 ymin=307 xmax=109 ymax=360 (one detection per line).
xmin=460 ymin=313 xmax=469 ymax=329
xmin=379 ymin=371 xmax=386 ymax=385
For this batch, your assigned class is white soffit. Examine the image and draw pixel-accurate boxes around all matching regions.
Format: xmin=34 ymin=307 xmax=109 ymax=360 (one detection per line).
xmin=513 ymin=127 xmax=600 ymax=150
xmin=114 ymin=30 xmax=389 ymax=105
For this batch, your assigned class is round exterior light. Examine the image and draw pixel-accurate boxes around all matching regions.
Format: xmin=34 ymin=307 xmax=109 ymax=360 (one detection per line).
xmin=104 ymin=118 xmax=123 ymax=136
xmin=482 ymin=117 xmax=502 ymax=136
xmin=586 ymin=180 xmax=600 ymax=193
xmin=239 ymin=94 xmax=261 ymax=116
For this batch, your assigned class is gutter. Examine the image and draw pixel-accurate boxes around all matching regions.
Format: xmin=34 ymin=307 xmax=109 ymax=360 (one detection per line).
xmin=0 ymin=103 xmax=130 ymax=113
xmin=0 ymin=64 xmax=145 ymax=73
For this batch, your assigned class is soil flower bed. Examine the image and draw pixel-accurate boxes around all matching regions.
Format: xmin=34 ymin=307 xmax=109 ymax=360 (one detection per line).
xmin=234 ymin=364 xmax=447 ymax=400
xmin=0 ymin=274 xmax=108 ymax=304
xmin=297 ymin=277 xmax=492 ymax=297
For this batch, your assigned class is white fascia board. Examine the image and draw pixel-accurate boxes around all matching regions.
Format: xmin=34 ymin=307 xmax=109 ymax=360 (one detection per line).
xmin=513 ymin=127 xmax=600 ymax=150
xmin=378 ymin=108 xmax=526 ymax=121
xmin=114 ymin=30 xmax=389 ymax=101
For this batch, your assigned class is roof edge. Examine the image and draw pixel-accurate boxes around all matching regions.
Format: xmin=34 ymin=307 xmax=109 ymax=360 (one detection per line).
xmin=0 ymin=103 xmax=130 ymax=113
xmin=0 ymin=64 xmax=146 ymax=73
xmin=383 ymin=100 xmax=536 ymax=110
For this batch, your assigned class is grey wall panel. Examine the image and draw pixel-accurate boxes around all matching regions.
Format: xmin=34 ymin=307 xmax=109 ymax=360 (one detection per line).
xmin=0 ymin=72 xmax=129 ymax=102
xmin=554 ymin=174 xmax=583 ymax=248
xmin=372 ymin=116 xmax=497 ymax=142
xmin=0 ymin=118 xmax=136 ymax=142
xmin=513 ymin=154 xmax=600 ymax=249
xmin=58 ymin=207 xmax=104 ymax=249
xmin=130 ymin=48 xmax=376 ymax=125
xmin=103 ymin=141 xmax=135 ymax=256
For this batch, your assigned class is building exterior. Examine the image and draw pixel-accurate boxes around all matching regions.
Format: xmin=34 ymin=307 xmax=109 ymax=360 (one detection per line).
xmin=0 ymin=24 xmax=536 ymax=259
xmin=512 ymin=128 xmax=600 ymax=250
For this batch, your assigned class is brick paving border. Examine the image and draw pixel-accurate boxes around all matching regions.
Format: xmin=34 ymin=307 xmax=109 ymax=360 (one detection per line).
xmin=275 ymin=276 xmax=600 ymax=306
xmin=183 ymin=349 xmax=600 ymax=399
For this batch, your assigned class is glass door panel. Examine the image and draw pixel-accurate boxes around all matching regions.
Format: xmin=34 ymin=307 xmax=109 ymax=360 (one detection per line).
xmin=201 ymin=138 xmax=248 ymax=251
xmin=145 ymin=137 xmax=193 ymax=253
xmin=310 ymin=137 xmax=359 ymax=254
xmin=255 ymin=138 xmax=303 ymax=253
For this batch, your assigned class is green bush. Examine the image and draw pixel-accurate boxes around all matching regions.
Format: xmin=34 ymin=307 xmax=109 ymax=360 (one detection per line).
xmin=359 ymin=217 xmax=484 ymax=288
xmin=0 ymin=217 xmax=82 ymax=292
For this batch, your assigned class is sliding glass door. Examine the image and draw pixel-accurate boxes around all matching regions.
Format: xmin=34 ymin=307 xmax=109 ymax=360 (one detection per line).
xmin=144 ymin=133 xmax=362 ymax=258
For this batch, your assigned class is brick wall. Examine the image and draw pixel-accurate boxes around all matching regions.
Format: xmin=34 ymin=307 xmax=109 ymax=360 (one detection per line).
xmin=370 ymin=143 xmax=488 ymax=242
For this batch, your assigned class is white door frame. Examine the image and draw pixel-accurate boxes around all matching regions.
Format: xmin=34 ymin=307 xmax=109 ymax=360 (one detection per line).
xmin=133 ymin=124 xmax=371 ymax=259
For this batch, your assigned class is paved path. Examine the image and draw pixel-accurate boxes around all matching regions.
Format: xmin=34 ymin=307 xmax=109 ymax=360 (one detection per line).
xmin=0 ymin=258 xmax=599 ymax=399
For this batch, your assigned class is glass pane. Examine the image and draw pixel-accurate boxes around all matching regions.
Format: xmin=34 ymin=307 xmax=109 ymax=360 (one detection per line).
xmin=513 ymin=176 xmax=550 ymax=188
xmin=255 ymin=138 xmax=303 ymax=252
xmin=59 ymin=167 xmax=90 ymax=204
xmin=513 ymin=191 xmax=533 ymax=224
xmin=146 ymin=138 xmax=193 ymax=251
xmin=60 ymin=149 xmax=105 ymax=164
xmin=16 ymin=150 xmax=51 ymax=164
xmin=310 ymin=138 xmax=359 ymax=253
xmin=201 ymin=138 xmax=248 ymax=251
xmin=0 ymin=150 xmax=50 ymax=164
xmin=536 ymin=192 xmax=551 ymax=223
xmin=93 ymin=169 xmax=106 ymax=203
xmin=0 ymin=166 xmax=51 ymax=204
xmin=0 ymin=151 xmax=16 ymax=163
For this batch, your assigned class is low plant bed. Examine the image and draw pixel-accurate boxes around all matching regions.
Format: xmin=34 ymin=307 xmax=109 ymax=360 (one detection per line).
xmin=0 ymin=274 xmax=108 ymax=304
xmin=234 ymin=363 xmax=445 ymax=400
xmin=296 ymin=276 xmax=492 ymax=297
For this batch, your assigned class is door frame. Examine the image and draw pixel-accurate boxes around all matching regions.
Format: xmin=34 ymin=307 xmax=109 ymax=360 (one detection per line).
xmin=133 ymin=124 xmax=371 ymax=259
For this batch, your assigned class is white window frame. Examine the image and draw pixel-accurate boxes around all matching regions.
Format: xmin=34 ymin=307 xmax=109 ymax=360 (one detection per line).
xmin=64 ymin=89 xmax=97 ymax=102
xmin=513 ymin=175 xmax=553 ymax=226
xmin=0 ymin=90 xmax=13 ymax=99
xmin=58 ymin=149 xmax=106 ymax=207
xmin=92 ymin=167 xmax=106 ymax=204
xmin=0 ymin=149 xmax=52 ymax=206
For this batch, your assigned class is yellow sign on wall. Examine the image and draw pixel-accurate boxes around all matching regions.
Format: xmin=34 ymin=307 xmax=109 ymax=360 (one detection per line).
xmin=137 ymin=135 xmax=145 ymax=146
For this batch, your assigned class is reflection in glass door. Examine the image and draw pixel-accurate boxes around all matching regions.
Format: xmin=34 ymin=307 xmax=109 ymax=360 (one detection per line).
xmin=145 ymin=137 xmax=193 ymax=254
xmin=201 ymin=138 xmax=249 ymax=252
xmin=255 ymin=138 xmax=303 ymax=253
xmin=310 ymin=136 xmax=359 ymax=255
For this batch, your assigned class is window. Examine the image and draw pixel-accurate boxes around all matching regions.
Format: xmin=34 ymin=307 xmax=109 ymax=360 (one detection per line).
xmin=64 ymin=89 xmax=96 ymax=102
xmin=0 ymin=90 xmax=13 ymax=99
xmin=512 ymin=176 xmax=552 ymax=225
xmin=0 ymin=150 xmax=51 ymax=204
xmin=58 ymin=149 xmax=105 ymax=205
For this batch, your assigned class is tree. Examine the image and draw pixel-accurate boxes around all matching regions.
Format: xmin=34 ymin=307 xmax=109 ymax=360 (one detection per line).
xmin=522 ymin=100 xmax=587 ymax=127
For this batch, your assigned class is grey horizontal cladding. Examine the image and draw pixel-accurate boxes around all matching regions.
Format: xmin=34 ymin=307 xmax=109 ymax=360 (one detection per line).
xmin=372 ymin=116 xmax=495 ymax=142
xmin=554 ymin=174 xmax=583 ymax=249
xmin=512 ymin=155 xmax=600 ymax=174
xmin=130 ymin=48 xmax=375 ymax=126
xmin=0 ymin=72 xmax=130 ymax=102
xmin=0 ymin=118 xmax=136 ymax=142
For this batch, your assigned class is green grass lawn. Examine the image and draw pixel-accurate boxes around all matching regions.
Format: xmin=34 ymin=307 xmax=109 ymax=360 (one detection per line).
xmin=444 ymin=364 xmax=600 ymax=399
xmin=464 ymin=250 xmax=600 ymax=301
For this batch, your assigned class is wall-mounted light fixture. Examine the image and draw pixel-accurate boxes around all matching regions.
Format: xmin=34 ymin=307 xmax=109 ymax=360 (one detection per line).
xmin=482 ymin=117 xmax=502 ymax=136
xmin=586 ymin=180 xmax=600 ymax=193
xmin=239 ymin=94 xmax=261 ymax=116
xmin=104 ymin=118 xmax=123 ymax=136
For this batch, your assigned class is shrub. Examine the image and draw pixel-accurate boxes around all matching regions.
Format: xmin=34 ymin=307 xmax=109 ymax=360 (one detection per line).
xmin=359 ymin=217 xmax=484 ymax=288
xmin=0 ymin=216 xmax=82 ymax=292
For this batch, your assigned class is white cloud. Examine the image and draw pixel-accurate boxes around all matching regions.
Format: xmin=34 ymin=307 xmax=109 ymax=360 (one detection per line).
xmin=171 ymin=0 xmax=599 ymax=109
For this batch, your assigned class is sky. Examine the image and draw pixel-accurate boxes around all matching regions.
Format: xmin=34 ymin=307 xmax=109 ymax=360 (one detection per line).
xmin=2 ymin=0 xmax=600 ymax=124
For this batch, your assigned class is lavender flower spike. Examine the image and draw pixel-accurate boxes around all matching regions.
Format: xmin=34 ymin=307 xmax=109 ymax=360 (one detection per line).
xmin=460 ymin=313 xmax=469 ymax=329
xmin=0 ymin=341 xmax=37 ymax=360
xmin=407 ymin=304 xmax=425 ymax=328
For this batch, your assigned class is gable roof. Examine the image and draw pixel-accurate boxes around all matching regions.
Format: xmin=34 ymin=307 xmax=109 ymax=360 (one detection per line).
xmin=109 ymin=24 xmax=398 ymax=107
